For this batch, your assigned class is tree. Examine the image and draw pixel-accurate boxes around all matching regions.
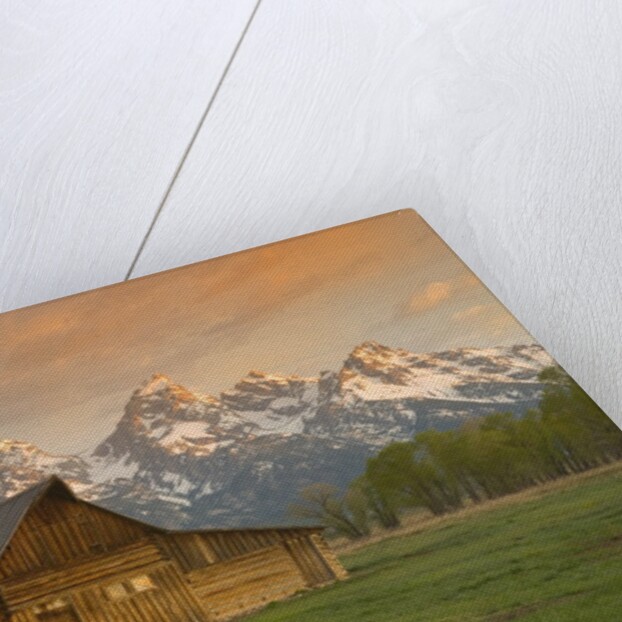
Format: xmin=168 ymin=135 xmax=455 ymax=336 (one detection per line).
xmin=350 ymin=475 xmax=401 ymax=529
xmin=366 ymin=441 xmax=462 ymax=516
xmin=298 ymin=365 xmax=622 ymax=538
xmin=539 ymin=365 xmax=622 ymax=470
xmin=288 ymin=483 xmax=369 ymax=539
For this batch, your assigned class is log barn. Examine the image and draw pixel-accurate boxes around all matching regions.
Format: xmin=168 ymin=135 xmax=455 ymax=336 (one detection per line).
xmin=0 ymin=477 xmax=347 ymax=621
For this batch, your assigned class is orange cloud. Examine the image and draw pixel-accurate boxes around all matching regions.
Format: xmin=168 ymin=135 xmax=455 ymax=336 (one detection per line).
xmin=451 ymin=303 xmax=520 ymax=339
xmin=402 ymin=269 xmax=484 ymax=318
xmin=451 ymin=304 xmax=488 ymax=321
xmin=407 ymin=281 xmax=452 ymax=313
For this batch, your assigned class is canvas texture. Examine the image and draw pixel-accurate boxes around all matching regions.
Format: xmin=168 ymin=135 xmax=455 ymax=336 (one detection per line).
xmin=0 ymin=209 xmax=618 ymax=621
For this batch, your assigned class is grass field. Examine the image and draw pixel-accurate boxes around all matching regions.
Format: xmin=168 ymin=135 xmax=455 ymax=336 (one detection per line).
xmin=248 ymin=464 xmax=622 ymax=621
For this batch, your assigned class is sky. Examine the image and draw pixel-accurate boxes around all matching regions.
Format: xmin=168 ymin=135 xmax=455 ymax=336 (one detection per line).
xmin=0 ymin=210 xmax=534 ymax=454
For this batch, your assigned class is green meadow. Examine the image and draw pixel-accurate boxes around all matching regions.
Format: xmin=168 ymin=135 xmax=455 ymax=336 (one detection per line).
xmin=248 ymin=464 xmax=622 ymax=621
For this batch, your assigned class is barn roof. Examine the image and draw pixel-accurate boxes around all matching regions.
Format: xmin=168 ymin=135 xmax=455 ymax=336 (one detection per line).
xmin=0 ymin=476 xmax=321 ymax=560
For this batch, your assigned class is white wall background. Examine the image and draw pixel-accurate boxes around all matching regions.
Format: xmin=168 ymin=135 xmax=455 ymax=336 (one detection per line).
xmin=1 ymin=0 xmax=620 ymax=423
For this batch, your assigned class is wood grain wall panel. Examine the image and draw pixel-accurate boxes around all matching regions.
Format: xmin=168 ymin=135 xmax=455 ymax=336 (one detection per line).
xmin=133 ymin=0 xmax=622 ymax=423
xmin=0 ymin=0 xmax=257 ymax=312
xmin=187 ymin=546 xmax=306 ymax=621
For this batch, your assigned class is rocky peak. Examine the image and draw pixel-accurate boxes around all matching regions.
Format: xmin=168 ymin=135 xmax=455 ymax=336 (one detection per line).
xmin=129 ymin=374 xmax=222 ymax=425
xmin=0 ymin=440 xmax=90 ymax=498
xmin=135 ymin=373 xmax=212 ymax=405
xmin=342 ymin=340 xmax=412 ymax=386
xmin=221 ymin=370 xmax=317 ymax=412
xmin=0 ymin=439 xmax=40 ymax=454
xmin=0 ymin=440 xmax=82 ymax=465
xmin=136 ymin=373 xmax=173 ymax=397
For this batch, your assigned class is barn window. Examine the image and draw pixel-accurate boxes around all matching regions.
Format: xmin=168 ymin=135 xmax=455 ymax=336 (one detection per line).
xmin=104 ymin=582 xmax=129 ymax=600
xmin=32 ymin=597 xmax=79 ymax=620
xmin=104 ymin=574 xmax=157 ymax=600
xmin=130 ymin=574 xmax=156 ymax=592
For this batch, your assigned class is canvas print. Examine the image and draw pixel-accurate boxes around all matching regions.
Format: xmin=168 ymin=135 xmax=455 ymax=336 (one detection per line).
xmin=0 ymin=209 xmax=619 ymax=621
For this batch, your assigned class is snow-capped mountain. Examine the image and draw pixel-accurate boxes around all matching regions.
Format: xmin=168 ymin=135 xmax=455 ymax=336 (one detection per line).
xmin=0 ymin=342 xmax=554 ymax=527
xmin=0 ymin=440 xmax=90 ymax=498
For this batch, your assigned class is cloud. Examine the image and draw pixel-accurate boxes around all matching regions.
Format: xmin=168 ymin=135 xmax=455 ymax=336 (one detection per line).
xmin=401 ymin=271 xmax=484 ymax=318
xmin=451 ymin=304 xmax=488 ymax=322
xmin=451 ymin=303 xmax=524 ymax=339
xmin=407 ymin=281 xmax=452 ymax=313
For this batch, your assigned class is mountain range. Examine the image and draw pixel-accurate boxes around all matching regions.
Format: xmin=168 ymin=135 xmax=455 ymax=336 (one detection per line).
xmin=0 ymin=341 xmax=554 ymax=528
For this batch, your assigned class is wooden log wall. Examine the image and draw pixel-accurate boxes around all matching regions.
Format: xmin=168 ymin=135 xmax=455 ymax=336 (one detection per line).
xmin=308 ymin=533 xmax=349 ymax=581
xmin=1 ymin=541 xmax=164 ymax=608
xmin=0 ymin=497 xmax=147 ymax=581
xmin=0 ymin=491 xmax=346 ymax=622
xmin=7 ymin=562 xmax=208 ymax=622
xmin=70 ymin=563 xmax=207 ymax=622
xmin=158 ymin=528 xmax=320 ymax=572
xmin=187 ymin=545 xmax=306 ymax=621
xmin=282 ymin=535 xmax=337 ymax=587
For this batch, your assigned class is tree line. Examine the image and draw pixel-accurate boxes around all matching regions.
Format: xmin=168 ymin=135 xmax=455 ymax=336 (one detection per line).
xmin=289 ymin=366 xmax=622 ymax=539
